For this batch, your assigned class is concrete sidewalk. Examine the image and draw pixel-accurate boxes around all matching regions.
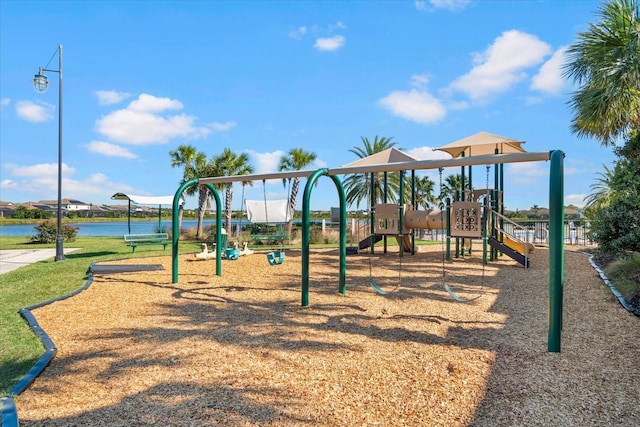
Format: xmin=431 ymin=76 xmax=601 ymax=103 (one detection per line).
xmin=0 ymin=248 xmax=80 ymax=274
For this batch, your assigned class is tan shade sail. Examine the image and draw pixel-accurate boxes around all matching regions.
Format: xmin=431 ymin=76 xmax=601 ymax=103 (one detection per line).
xmin=435 ymin=131 xmax=525 ymax=158
xmin=342 ymin=147 xmax=419 ymax=167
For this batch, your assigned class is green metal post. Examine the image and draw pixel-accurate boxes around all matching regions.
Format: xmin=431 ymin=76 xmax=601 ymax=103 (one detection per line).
xmin=301 ymin=169 xmax=346 ymax=306
xmin=172 ymin=180 xmax=222 ymax=283
xmin=205 ymin=184 xmax=223 ymax=277
xmin=411 ymin=169 xmax=416 ymax=254
xmin=548 ymin=150 xmax=564 ymax=352
xmin=172 ymin=180 xmax=192 ymax=283
xmin=398 ymin=170 xmax=405 ymax=259
xmin=383 ymin=172 xmax=388 ymax=253
xmin=370 ymin=172 xmax=375 ymax=255
xmin=482 ymin=196 xmax=488 ymax=265
xmin=445 ymin=197 xmax=451 ymax=262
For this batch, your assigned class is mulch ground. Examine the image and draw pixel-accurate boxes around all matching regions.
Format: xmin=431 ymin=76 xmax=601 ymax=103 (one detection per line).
xmin=14 ymin=245 xmax=640 ymax=426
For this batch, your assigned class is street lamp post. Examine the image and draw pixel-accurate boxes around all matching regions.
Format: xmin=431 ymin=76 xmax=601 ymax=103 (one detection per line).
xmin=33 ymin=44 xmax=64 ymax=261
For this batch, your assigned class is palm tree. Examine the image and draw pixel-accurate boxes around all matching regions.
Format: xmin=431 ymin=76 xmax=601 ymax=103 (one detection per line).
xmin=343 ymin=136 xmax=400 ymax=207
xmin=439 ymin=174 xmax=469 ymax=205
xmin=169 ymin=144 xmax=206 ymax=231
xmin=563 ymin=0 xmax=640 ymax=147
xmin=584 ymin=164 xmax=616 ymax=210
xmin=278 ymin=148 xmax=317 ymax=236
xmin=210 ymin=148 xmax=254 ymax=236
xmin=413 ymin=175 xmax=438 ymax=210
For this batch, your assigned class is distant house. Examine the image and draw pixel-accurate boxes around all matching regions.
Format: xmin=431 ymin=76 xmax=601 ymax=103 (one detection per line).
xmin=0 ymin=200 xmax=16 ymax=217
xmin=38 ymin=199 xmax=91 ymax=213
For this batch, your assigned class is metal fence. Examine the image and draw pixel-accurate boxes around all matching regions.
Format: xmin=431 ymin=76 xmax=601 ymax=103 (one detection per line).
xmin=505 ymin=220 xmax=596 ymax=247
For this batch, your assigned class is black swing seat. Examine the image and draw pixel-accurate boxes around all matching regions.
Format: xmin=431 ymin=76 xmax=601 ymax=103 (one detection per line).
xmin=266 ymin=251 xmax=285 ymax=265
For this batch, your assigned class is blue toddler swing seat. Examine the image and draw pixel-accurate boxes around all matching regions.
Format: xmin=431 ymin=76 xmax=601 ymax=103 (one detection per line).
xmin=266 ymin=250 xmax=285 ymax=265
xmin=245 ymin=193 xmax=292 ymax=266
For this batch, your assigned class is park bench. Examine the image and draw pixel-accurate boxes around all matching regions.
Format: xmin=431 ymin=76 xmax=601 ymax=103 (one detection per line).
xmin=251 ymin=229 xmax=288 ymax=245
xmin=124 ymin=233 xmax=170 ymax=253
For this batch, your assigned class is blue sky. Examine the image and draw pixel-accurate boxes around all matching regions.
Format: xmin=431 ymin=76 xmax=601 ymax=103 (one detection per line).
xmin=0 ymin=0 xmax=617 ymax=212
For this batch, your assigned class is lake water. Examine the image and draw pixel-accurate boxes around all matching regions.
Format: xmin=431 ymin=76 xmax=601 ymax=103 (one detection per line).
xmin=0 ymin=220 xmax=239 ymax=237
xmin=0 ymin=219 xmax=323 ymax=237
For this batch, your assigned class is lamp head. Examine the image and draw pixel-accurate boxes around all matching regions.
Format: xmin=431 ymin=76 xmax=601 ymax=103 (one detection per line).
xmin=33 ymin=68 xmax=49 ymax=92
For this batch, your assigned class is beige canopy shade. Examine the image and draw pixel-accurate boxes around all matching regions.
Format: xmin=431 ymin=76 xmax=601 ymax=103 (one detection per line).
xmin=342 ymin=147 xmax=419 ymax=167
xmin=435 ymin=131 xmax=525 ymax=158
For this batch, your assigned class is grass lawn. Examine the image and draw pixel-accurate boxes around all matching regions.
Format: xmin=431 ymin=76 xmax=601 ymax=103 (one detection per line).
xmin=0 ymin=235 xmax=204 ymax=395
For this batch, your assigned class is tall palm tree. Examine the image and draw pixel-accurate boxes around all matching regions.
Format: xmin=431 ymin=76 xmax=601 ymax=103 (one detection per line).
xmin=563 ymin=0 xmax=640 ymax=147
xmin=584 ymin=164 xmax=616 ymax=210
xmin=278 ymin=148 xmax=317 ymax=236
xmin=169 ymin=144 xmax=206 ymax=231
xmin=210 ymin=148 xmax=254 ymax=236
xmin=343 ymin=136 xmax=400 ymax=207
xmin=435 ymin=173 xmax=473 ymax=209
xmin=413 ymin=175 xmax=438 ymax=210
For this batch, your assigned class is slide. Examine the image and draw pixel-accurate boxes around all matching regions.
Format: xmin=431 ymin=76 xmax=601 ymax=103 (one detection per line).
xmin=395 ymin=235 xmax=412 ymax=252
xmin=358 ymin=234 xmax=383 ymax=250
xmin=502 ymin=234 xmax=535 ymax=255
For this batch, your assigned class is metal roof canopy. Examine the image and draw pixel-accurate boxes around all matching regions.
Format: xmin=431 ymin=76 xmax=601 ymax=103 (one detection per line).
xmin=111 ymin=193 xmax=177 ymax=206
xmin=435 ymin=131 xmax=526 ymax=158
xmin=198 ymin=151 xmax=551 ymax=185
xmin=111 ymin=193 xmax=181 ymax=234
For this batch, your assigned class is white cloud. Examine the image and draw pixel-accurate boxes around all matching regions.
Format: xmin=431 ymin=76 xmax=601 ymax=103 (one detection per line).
xmin=314 ymin=35 xmax=346 ymax=51
xmin=410 ymin=74 xmax=430 ymax=89
xmin=415 ymin=0 xmax=471 ymax=11
xmin=86 ymin=141 xmax=137 ymax=159
xmin=328 ymin=21 xmax=347 ymax=31
xmin=6 ymin=162 xmax=75 ymax=178
xmin=565 ymin=194 xmax=587 ymax=208
xmin=245 ymin=149 xmax=285 ymax=176
xmin=128 ymin=93 xmax=183 ymax=113
xmin=430 ymin=0 xmax=471 ymax=10
xmin=1 ymin=162 xmax=138 ymax=201
xmin=448 ymin=30 xmax=552 ymax=103
xmin=506 ymin=161 xmax=548 ymax=185
xmin=289 ymin=26 xmax=307 ymax=40
xmin=379 ymin=89 xmax=446 ymax=124
xmin=530 ymin=46 xmax=568 ymax=95
xmin=94 ymin=90 xmax=132 ymax=106
xmin=406 ymin=146 xmax=451 ymax=161
xmin=210 ymin=121 xmax=237 ymax=132
xmin=0 ymin=179 xmax=18 ymax=190
xmin=0 ymin=98 xmax=9 ymax=110
xmin=95 ymin=94 xmax=210 ymax=145
xmin=16 ymin=100 xmax=54 ymax=122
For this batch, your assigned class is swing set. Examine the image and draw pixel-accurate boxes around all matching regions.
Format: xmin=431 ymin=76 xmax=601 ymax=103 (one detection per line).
xmin=171 ymin=148 xmax=565 ymax=352
xmin=245 ymin=180 xmax=293 ymax=265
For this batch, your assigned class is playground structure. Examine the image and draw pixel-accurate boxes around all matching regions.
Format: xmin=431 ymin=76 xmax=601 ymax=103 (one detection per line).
xmin=169 ymin=135 xmax=565 ymax=352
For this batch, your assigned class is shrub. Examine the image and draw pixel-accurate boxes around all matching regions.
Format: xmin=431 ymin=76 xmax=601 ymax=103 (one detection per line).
xmin=605 ymin=253 xmax=640 ymax=298
xmin=586 ymin=155 xmax=640 ymax=253
xmin=30 ymin=220 xmax=78 ymax=243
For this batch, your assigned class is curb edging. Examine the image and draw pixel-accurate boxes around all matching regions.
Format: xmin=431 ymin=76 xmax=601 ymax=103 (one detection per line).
xmin=0 ymin=263 xmax=96 ymax=427
xmin=588 ymin=254 xmax=640 ymax=317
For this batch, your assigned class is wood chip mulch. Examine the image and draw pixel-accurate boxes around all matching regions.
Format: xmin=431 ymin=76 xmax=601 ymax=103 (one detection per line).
xmin=14 ymin=246 xmax=640 ymax=426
